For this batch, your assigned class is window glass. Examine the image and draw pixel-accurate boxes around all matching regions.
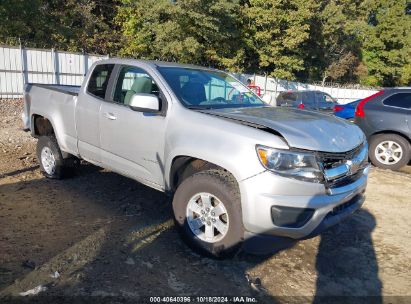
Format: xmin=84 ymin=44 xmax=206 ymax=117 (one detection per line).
xmin=324 ymin=94 xmax=336 ymax=103
xmin=383 ymin=93 xmax=411 ymax=109
xmin=277 ymin=92 xmax=298 ymax=106
xmin=315 ymin=92 xmax=335 ymax=103
xmin=87 ymin=64 xmax=114 ymax=99
xmin=315 ymin=92 xmax=335 ymax=109
xmin=113 ymin=66 xmax=159 ymax=105
xmin=157 ymin=67 xmax=265 ymax=109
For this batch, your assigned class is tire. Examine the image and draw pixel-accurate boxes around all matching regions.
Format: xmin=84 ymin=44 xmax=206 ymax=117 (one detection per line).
xmin=36 ymin=136 xmax=67 ymax=179
xmin=172 ymin=169 xmax=243 ymax=258
xmin=369 ymin=133 xmax=411 ymax=171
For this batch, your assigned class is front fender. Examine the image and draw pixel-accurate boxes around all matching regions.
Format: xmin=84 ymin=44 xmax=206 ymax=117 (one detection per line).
xmin=163 ymin=108 xmax=289 ymax=189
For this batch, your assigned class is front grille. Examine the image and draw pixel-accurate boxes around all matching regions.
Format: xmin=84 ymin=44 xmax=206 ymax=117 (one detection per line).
xmin=315 ymin=143 xmax=367 ymax=189
xmin=317 ymin=143 xmax=363 ymax=170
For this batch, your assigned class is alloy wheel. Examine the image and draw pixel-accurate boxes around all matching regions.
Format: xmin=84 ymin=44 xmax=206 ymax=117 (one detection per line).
xmin=186 ymin=192 xmax=229 ymax=243
xmin=375 ymin=140 xmax=403 ymax=165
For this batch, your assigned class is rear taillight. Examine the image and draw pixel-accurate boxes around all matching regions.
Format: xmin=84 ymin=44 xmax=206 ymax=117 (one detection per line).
xmin=298 ymin=103 xmax=305 ymax=109
xmin=334 ymin=105 xmax=344 ymax=112
xmin=355 ymin=91 xmax=384 ymax=118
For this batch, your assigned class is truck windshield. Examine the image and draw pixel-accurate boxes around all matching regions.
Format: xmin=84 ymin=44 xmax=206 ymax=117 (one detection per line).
xmin=157 ymin=67 xmax=266 ymax=109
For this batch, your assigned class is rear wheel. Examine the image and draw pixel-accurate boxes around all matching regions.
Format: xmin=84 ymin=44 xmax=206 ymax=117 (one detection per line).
xmin=172 ymin=170 xmax=243 ymax=258
xmin=36 ymin=136 xmax=68 ymax=179
xmin=369 ymin=133 xmax=411 ymax=170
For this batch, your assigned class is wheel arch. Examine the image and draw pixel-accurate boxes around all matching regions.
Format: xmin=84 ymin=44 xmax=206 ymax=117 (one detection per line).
xmin=31 ymin=114 xmax=56 ymax=137
xmin=370 ymin=130 xmax=411 ymax=146
xmin=168 ymin=156 xmax=238 ymax=193
xmin=31 ymin=114 xmax=71 ymax=159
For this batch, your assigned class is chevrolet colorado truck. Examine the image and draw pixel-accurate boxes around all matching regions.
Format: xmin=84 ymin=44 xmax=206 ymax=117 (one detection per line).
xmin=22 ymin=59 xmax=369 ymax=257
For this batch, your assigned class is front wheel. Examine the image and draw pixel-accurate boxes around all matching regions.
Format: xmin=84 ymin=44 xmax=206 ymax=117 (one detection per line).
xmin=369 ymin=133 xmax=411 ymax=170
xmin=172 ymin=170 xmax=243 ymax=258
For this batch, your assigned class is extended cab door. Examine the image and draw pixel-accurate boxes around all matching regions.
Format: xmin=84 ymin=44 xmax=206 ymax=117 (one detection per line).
xmin=99 ymin=65 xmax=168 ymax=189
xmin=76 ymin=64 xmax=115 ymax=164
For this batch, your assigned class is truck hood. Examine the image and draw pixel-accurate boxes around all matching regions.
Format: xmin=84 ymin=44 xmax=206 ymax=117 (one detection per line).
xmin=201 ymin=107 xmax=365 ymax=153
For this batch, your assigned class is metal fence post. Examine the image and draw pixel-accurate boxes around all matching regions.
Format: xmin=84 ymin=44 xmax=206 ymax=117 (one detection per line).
xmin=83 ymin=53 xmax=87 ymax=76
xmin=83 ymin=52 xmax=88 ymax=80
xmin=19 ymin=39 xmax=27 ymax=93
xmin=52 ymin=48 xmax=60 ymax=85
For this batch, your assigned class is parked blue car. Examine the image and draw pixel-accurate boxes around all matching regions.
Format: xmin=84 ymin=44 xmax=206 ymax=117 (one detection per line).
xmin=333 ymin=99 xmax=360 ymax=120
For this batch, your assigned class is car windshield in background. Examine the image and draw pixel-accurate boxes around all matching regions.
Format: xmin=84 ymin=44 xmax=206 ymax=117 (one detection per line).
xmin=157 ymin=67 xmax=266 ymax=109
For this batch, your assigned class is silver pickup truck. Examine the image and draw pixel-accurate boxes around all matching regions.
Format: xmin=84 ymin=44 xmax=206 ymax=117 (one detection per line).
xmin=22 ymin=59 xmax=369 ymax=257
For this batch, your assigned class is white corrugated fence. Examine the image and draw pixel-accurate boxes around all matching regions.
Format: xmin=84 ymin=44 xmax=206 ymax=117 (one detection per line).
xmin=0 ymin=45 xmax=107 ymax=98
xmin=0 ymin=45 xmax=378 ymax=103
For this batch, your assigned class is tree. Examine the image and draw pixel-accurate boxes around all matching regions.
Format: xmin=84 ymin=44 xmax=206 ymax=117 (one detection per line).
xmin=116 ymin=0 xmax=245 ymax=71
xmin=0 ymin=0 xmax=120 ymax=54
xmin=47 ymin=0 xmax=120 ymax=54
xmin=1 ymin=0 xmax=410 ymax=86
xmin=304 ymin=0 xmax=365 ymax=85
xmin=0 ymin=0 xmax=48 ymax=46
xmin=360 ymin=0 xmax=411 ymax=86
xmin=242 ymin=0 xmax=318 ymax=80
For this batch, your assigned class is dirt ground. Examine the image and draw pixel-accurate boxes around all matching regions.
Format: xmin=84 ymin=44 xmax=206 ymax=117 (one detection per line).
xmin=0 ymin=99 xmax=410 ymax=303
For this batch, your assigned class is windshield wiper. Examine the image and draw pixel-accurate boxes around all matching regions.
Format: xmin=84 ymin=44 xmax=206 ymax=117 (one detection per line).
xmin=186 ymin=105 xmax=214 ymax=110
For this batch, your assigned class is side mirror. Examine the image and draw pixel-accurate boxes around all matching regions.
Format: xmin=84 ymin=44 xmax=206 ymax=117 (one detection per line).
xmin=129 ymin=93 xmax=160 ymax=112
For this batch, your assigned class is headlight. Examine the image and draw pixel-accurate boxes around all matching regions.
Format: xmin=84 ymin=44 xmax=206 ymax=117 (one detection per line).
xmin=256 ymin=145 xmax=324 ymax=183
xmin=353 ymin=142 xmax=368 ymax=165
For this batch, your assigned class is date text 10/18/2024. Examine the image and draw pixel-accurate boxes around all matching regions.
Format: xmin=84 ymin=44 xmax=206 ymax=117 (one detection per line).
xmin=149 ymin=296 xmax=258 ymax=303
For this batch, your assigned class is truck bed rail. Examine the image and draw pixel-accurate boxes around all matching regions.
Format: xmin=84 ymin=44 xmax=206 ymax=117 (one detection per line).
xmin=26 ymin=83 xmax=80 ymax=96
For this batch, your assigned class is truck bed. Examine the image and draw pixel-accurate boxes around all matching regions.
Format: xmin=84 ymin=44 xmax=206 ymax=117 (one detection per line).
xmin=27 ymin=83 xmax=81 ymax=96
xmin=23 ymin=83 xmax=81 ymax=156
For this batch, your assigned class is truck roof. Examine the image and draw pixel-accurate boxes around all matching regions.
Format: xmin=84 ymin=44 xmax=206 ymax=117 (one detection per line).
xmin=95 ymin=57 xmax=215 ymax=71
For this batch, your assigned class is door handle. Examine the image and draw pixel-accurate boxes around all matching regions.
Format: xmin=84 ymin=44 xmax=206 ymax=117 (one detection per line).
xmin=104 ymin=112 xmax=117 ymax=120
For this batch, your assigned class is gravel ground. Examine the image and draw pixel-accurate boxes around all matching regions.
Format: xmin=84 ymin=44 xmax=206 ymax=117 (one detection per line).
xmin=0 ymin=99 xmax=410 ymax=303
